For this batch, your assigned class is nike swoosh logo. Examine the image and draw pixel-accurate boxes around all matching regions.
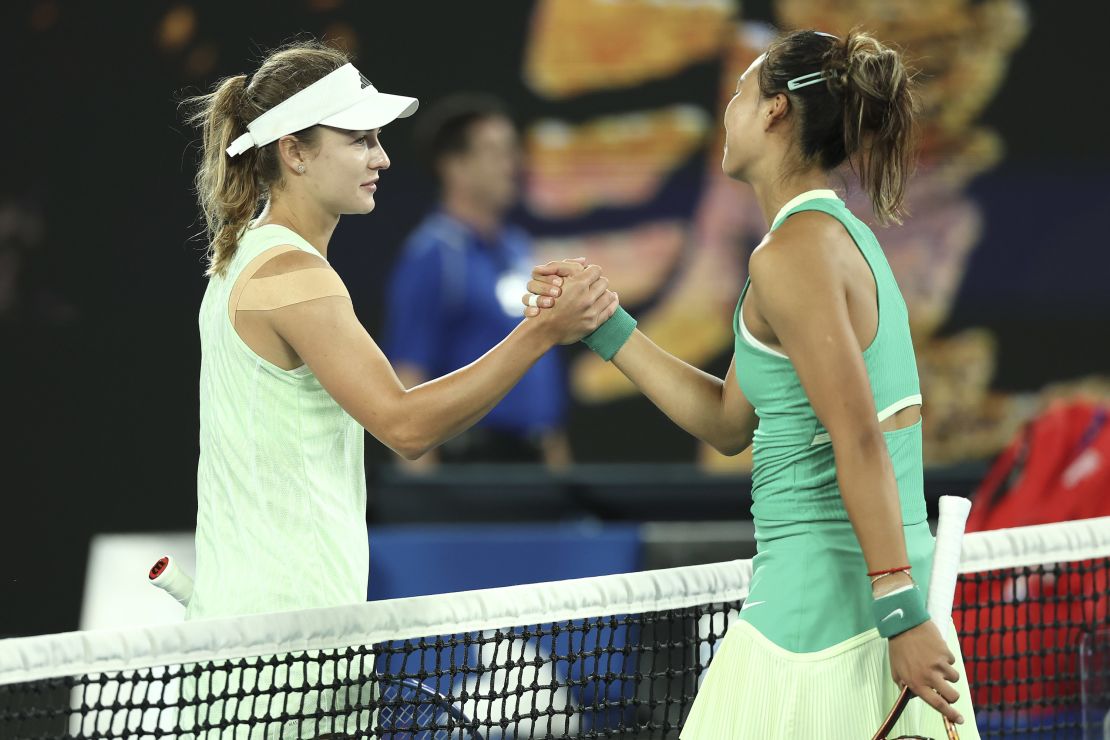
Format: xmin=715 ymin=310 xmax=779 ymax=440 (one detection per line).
xmin=741 ymin=600 xmax=766 ymax=611
xmin=881 ymin=608 xmax=905 ymax=623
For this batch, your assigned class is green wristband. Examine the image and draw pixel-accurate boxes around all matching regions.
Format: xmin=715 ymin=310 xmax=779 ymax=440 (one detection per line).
xmin=872 ymin=585 xmax=930 ymax=638
xmin=581 ymin=306 xmax=637 ymax=361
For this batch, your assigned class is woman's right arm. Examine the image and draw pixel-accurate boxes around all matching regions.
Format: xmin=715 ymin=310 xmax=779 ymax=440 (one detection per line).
xmin=609 ymin=332 xmax=756 ymax=456
xmin=527 ymin=266 xmax=756 ymax=456
xmin=267 ymin=256 xmax=615 ymax=460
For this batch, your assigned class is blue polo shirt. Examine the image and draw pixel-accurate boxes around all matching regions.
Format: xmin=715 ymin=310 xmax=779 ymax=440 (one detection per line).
xmin=385 ymin=211 xmax=567 ymax=434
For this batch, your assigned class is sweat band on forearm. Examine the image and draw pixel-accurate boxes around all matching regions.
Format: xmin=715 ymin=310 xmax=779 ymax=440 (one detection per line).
xmin=872 ymin=584 xmax=930 ymax=639
xmin=581 ymin=306 xmax=637 ymax=361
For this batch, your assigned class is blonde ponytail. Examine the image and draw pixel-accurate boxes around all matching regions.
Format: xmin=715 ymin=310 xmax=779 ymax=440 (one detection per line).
xmin=183 ymin=41 xmax=350 ymax=276
xmin=185 ymin=74 xmax=260 ymax=276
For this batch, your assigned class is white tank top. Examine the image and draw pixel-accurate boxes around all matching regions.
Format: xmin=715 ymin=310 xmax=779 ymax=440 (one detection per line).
xmin=190 ymin=224 xmax=367 ymax=620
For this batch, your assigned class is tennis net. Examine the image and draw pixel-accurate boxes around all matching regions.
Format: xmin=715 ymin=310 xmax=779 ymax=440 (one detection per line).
xmin=1 ymin=516 xmax=1108 ymax=739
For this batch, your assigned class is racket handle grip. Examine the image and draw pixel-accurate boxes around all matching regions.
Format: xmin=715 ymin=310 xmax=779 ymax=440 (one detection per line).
xmin=148 ymin=556 xmax=194 ymax=607
xmin=927 ymin=495 xmax=972 ymax=639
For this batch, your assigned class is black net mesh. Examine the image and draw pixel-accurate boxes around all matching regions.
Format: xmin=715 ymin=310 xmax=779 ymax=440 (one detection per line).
xmin=1 ymin=557 xmax=1108 ymax=739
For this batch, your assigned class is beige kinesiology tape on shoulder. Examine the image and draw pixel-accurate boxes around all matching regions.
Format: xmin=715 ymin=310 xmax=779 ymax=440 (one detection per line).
xmin=236 ymin=268 xmax=351 ymax=311
xmin=228 ymin=246 xmax=351 ymax=321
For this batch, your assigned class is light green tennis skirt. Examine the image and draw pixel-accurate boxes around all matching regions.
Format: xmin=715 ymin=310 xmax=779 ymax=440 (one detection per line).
xmin=681 ymin=518 xmax=979 ymax=739
xmin=680 ymin=620 xmax=978 ymax=739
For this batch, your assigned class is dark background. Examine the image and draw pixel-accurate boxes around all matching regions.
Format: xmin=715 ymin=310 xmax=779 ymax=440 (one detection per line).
xmin=1 ymin=0 xmax=1108 ymax=637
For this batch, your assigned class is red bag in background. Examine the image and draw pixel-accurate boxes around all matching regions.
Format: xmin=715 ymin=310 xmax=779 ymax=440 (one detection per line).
xmin=967 ymin=400 xmax=1110 ymax=531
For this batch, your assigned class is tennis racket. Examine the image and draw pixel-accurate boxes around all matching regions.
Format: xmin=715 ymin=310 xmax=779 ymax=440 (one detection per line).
xmin=377 ymin=677 xmax=484 ymax=740
xmin=873 ymin=495 xmax=971 ymax=740
xmin=148 ymin=555 xmax=194 ymax=607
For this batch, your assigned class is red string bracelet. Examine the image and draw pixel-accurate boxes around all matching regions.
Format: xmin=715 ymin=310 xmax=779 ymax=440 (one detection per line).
xmin=867 ymin=565 xmax=911 ymax=578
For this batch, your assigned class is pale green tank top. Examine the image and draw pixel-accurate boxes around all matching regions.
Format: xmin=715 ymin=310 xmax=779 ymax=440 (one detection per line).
xmin=190 ymin=224 xmax=367 ymax=620
xmin=734 ymin=190 xmax=926 ymax=526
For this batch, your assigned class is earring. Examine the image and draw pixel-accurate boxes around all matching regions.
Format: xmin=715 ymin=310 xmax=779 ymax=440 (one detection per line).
xmin=297 ymin=164 xmax=305 ymax=173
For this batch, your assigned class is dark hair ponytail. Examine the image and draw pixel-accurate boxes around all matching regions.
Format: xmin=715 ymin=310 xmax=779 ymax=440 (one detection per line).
xmin=760 ymin=29 xmax=918 ymax=224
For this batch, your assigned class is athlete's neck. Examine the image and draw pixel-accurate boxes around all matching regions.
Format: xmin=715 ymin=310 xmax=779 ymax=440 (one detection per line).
xmin=442 ymin=192 xmax=504 ymax=240
xmin=752 ymin=171 xmax=831 ymax=230
xmin=255 ymin=197 xmax=338 ymax=258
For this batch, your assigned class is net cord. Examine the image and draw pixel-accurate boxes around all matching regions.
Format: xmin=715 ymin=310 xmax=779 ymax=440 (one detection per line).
xmin=2 ymin=516 xmax=1108 ymax=688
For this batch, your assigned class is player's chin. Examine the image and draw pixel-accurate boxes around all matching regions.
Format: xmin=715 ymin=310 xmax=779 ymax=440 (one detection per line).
xmin=349 ymin=193 xmax=376 ymax=215
xmin=721 ymin=156 xmax=747 ymax=182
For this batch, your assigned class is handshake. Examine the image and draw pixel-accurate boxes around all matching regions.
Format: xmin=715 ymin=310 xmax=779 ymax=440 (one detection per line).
xmin=518 ymin=258 xmax=621 ymax=346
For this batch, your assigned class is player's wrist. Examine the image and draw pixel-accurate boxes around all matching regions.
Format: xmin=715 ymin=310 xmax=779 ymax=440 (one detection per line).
xmin=871 ymin=569 xmax=914 ymax=598
xmin=518 ymin=314 xmax=560 ymax=353
xmin=581 ymin=306 xmax=636 ymax=361
xmin=872 ymin=583 xmax=930 ymax=639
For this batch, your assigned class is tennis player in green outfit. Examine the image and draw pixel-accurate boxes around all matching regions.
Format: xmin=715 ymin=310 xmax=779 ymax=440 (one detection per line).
xmin=525 ymin=30 xmax=978 ymax=737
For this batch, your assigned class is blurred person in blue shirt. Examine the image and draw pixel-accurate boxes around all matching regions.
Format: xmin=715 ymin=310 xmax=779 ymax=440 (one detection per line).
xmin=385 ymin=94 xmax=570 ymax=467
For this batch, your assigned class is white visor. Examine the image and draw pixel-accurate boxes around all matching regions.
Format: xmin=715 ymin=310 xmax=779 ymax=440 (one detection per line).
xmin=226 ymin=63 xmax=418 ymax=157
